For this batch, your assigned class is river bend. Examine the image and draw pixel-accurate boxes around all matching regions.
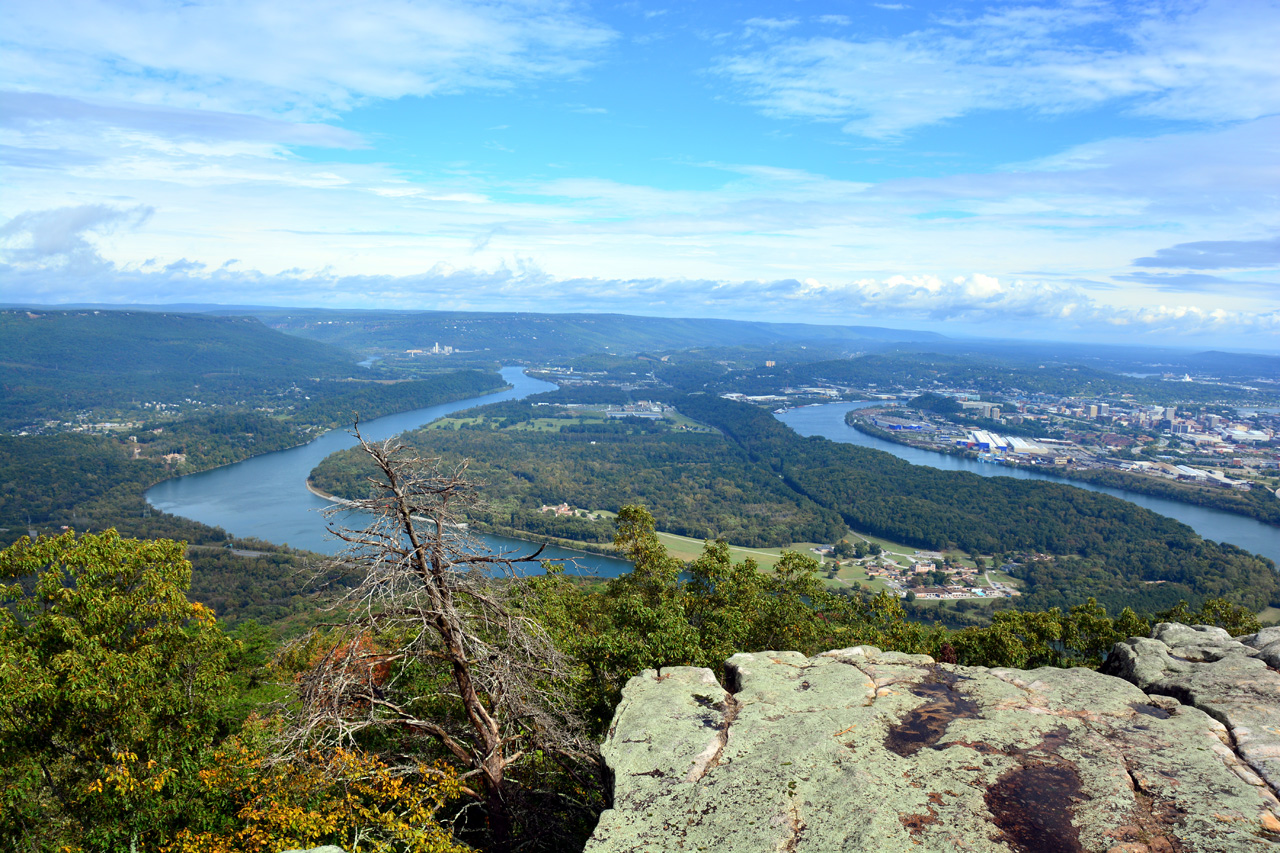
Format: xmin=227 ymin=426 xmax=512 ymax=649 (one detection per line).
xmin=779 ymin=401 xmax=1280 ymax=566
xmin=146 ymin=367 xmax=632 ymax=575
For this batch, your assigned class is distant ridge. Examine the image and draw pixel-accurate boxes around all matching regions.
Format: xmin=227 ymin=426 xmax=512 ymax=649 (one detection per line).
xmin=221 ymin=307 xmax=947 ymax=360
xmin=0 ymin=308 xmax=359 ymax=431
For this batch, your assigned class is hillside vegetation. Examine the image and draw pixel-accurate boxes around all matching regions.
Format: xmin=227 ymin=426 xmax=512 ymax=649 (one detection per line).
xmin=313 ymin=390 xmax=1280 ymax=616
xmin=0 ymin=309 xmax=360 ymax=430
xmin=244 ymin=307 xmax=942 ymax=361
xmin=310 ymin=398 xmax=845 ymax=548
xmin=676 ymin=394 xmax=1280 ymax=615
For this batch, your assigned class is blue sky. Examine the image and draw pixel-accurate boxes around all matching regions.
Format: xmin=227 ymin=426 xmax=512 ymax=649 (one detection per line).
xmin=2 ymin=0 xmax=1279 ymax=348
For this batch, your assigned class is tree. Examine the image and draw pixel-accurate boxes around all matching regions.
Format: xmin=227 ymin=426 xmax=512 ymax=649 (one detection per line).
xmin=167 ymin=727 xmax=467 ymax=853
xmin=0 ymin=530 xmax=234 ymax=852
xmin=287 ymin=431 xmax=592 ymax=853
xmin=1156 ymin=598 xmax=1261 ymax=636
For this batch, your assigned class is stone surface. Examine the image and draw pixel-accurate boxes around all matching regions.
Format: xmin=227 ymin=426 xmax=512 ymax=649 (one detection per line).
xmin=1102 ymin=622 xmax=1280 ymax=798
xmin=588 ymin=645 xmax=1280 ymax=852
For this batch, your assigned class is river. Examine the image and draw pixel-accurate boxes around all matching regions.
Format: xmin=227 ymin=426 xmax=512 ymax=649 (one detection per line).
xmin=778 ymin=401 xmax=1280 ymax=566
xmin=148 ymin=376 xmax=1280 ymax=573
xmin=146 ymin=367 xmax=633 ymax=576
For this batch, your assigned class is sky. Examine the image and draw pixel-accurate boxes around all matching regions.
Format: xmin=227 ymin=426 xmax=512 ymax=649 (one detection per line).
xmin=2 ymin=0 xmax=1279 ymax=348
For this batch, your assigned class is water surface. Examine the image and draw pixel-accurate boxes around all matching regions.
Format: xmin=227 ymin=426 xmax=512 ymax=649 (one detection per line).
xmin=778 ymin=401 xmax=1280 ymax=565
xmin=147 ymin=367 xmax=631 ymax=576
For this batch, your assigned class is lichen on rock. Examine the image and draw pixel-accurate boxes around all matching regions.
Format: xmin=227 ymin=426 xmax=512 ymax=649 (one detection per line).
xmin=587 ymin=641 xmax=1280 ymax=852
xmin=1103 ymin=622 xmax=1280 ymax=800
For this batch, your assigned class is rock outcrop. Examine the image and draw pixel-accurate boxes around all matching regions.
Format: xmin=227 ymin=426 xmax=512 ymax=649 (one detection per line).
xmin=1102 ymin=623 xmax=1280 ymax=799
xmin=587 ymin=642 xmax=1280 ymax=852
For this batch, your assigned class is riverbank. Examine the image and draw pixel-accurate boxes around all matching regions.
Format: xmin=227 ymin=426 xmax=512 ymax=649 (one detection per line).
xmin=845 ymin=411 xmax=1280 ymax=530
xmin=148 ymin=368 xmax=635 ymax=579
xmin=306 ymin=478 xmax=624 ymax=563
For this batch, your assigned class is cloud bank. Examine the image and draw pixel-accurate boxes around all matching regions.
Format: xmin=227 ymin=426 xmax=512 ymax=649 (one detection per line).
xmin=3 ymin=209 xmax=1275 ymax=346
xmin=1 ymin=0 xmax=614 ymax=119
xmin=716 ymin=0 xmax=1280 ymax=138
xmin=1134 ymin=236 xmax=1280 ymax=269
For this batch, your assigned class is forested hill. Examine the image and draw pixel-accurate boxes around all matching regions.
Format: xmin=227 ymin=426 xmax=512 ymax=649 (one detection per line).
xmin=239 ymin=308 xmax=943 ymax=360
xmin=675 ymin=394 xmax=1280 ymax=614
xmin=309 ymin=402 xmax=847 ymax=549
xmin=0 ymin=309 xmax=361 ymax=430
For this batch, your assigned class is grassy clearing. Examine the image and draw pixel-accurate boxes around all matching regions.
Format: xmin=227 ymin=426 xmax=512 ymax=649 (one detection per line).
xmin=509 ymin=416 xmax=594 ymax=432
xmin=985 ymin=569 xmax=1021 ymax=588
xmin=427 ymin=416 xmax=484 ymax=429
xmin=663 ymin=411 xmax=718 ymax=432
xmin=653 ymin=531 xmax=826 ymax=568
xmin=845 ymin=529 xmax=1003 ymax=574
xmin=825 ymin=562 xmax=891 ymax=593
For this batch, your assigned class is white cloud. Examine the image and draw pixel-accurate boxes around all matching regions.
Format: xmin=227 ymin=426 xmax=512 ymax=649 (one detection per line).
xmin=1 ymin=0 xmax=615 ymax=120
xmin=0 ymin=91 xmax=365 ymax=149
xmin=0 ymin=203 xmax=152 ymax=270
xmin=715 ymin=0 xmax=1280 ymax=138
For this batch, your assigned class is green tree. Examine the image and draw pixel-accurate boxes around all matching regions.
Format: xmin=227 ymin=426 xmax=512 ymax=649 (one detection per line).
xmin=0 ymin=530 xmax=235 ymax=852
xmin=1156 ymin=598 xmax=1261 ymax=636
xmin=568 ymin=505 xmax=701 ymax=711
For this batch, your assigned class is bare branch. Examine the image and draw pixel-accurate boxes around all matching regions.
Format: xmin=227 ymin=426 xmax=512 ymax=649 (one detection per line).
xmin=282 ymin=426 xmax=594 ymax=853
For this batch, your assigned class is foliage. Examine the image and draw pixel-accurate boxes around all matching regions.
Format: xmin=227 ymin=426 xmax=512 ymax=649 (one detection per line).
xmin=530 ymin=506 xmax=938 ymax=728
xmin=166 ymin=734 xmax=467 ymax=853
xmin=1054 ymin=466 xmax=1280 ymax=527
xmin=0 ymin=308 xmax=356 ymax=431
xmin=0 ymin=530 xmax=235 ymax=852
xmin=315 ymin=388 xmax=1278 ymax=617
xmin=0 ymin=367 xmax=511 ymax=626
xmin=291 ymin=371 xmax=507 ymax=428
xmin=1155 ymin=598 xmax=1262 ymax=636
xmin=0 ymin=432 xmax=332 ymax=625
xmin=532 ymin=507 xmax=1269 ymax=743
xmin=661 ymin=348 xmax=1279 ymax=406
xmin=251 ymin=307 xmax=934 ymax=362
xmin=908 ymin=392 xmax=963 ymax=415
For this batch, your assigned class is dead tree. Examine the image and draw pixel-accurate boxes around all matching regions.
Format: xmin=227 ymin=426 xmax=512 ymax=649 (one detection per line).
xmin=288 ymin=430 xmax=591 ymax=852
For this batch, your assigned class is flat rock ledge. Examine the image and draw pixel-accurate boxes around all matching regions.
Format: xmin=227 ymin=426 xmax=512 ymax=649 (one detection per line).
xmin=587 ymin=644 xmax=1280 ymax=852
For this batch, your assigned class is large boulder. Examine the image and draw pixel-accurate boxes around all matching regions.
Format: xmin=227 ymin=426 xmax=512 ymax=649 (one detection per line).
xmin=1102 ymin=622 xmax=1280 ymax=797
xmin=587 ymin=646 xmax=1280 ymax=852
